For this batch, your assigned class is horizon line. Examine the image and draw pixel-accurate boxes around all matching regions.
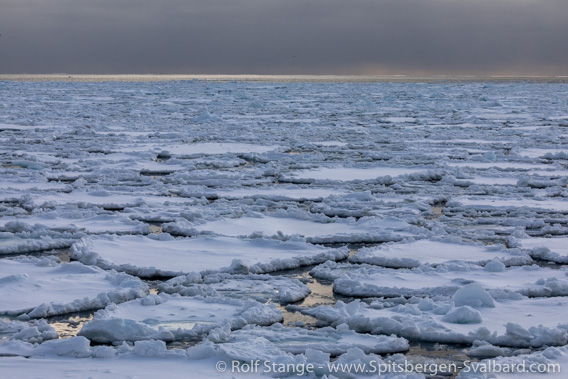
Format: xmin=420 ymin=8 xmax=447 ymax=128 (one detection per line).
xmin=2 ymin=73 xmax=568 ymax=83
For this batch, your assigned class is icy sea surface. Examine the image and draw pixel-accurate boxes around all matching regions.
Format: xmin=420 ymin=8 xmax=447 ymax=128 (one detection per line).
xmin=1 ymin=80 xmax=568 ymax=378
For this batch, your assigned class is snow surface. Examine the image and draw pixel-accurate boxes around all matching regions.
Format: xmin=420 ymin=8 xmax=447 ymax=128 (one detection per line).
xmin=71 ymin=234 xmax=348 ymax=277
xmin=289 ymin=166 xmax=426 ymax=181
xmin=0 ymin=256 xmax=148 ymax=317
xmin=449 ymin=197 xmax=568 ymax=213
xmin=0 ymin=211 xmax=149 ymax=234
xmin=350 ymin=239 xmax=531 ymax=268
xmin=304 ymin=289 xmax=568 ymax=348
xmin=325 ymin=263 xmax=568 ymax=298
xmin=515 ymin=236 xmax=568 ymax=264
xmin=158 ymin=273 xmax=311 ymax=304
xmin=186 ymin=214 xmax=416 ymax=244
xmin=211 ymin=186 xmax=347 ymax=201
xmin=228 ymin=324 xmax=409 ymax=356
xmin=0 ymin=232 xmax=76 ymax=255
xmin=78 ymin=293 xmax=282 ymax=342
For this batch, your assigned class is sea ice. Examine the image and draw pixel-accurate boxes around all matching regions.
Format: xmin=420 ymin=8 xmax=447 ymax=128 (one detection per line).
xmin=227 ymin=324 xmax=409 ymax=356
xmin=0 ymin=256 xmax=148 ymax=317
xmin=329 ymin=263 xmax=568 ymax=298
xmin=350 ymin=239 xmax=531 ymax=268
xmin=78 ymin=293 xmax=282 ymax=342
xmin=2 ymin=79 xmax=568 ymax=376
xmin=71 ymin=234 xmax=348 ymax=277
xmin=514 ymin=236 xmax=568 ymax=264
xmin=304 ymin=290 xmax=568 ymax=347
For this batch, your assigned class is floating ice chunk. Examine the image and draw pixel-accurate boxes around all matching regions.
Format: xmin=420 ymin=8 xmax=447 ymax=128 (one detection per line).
xmin=311 ymin=141 xmax=348 ymax=147
xmin=78 ymin=293 xmax=282 ymax=343
xmin=350 ymin=239 xmax=530 ymax=269
xmin=465 ymin=340 xmax=512 ymax=359
xmin=444 ymin=161 xmax=553 ymax=170
xmin=210 ymin=186 xmax=347 ymax=201
xmin=78 ymin=318 xmax=175 ymax=343
xmin=0 ymin=232 xmax=76 ymax=255
xmin=442 ymin=306 xmax=483 ymax=324
xmin=516 ymin=236 xmax=568 ymax=264
xmin=122 ymin=142 xmax=277 ymax=156
xmin=187 ymin=214 xmax=413 ymax=244
xmin=72 ymin=234 xmax=348 ymax=277
xmin=288 ymin=166 xmax=427 ymax=182
xmin=484 ymin=260 xmax=506 ymax=272
xmin=31 ymin=190 xmax=200 ymax=209
xmin=305 ymin=296 xmax=568 ymax=347
xmin=0 ymin=123 xmax=57 ymax=131
xmin=160 ymin=273 xmax=311 ymax=304
xmin=0 ymin=319 xmax=58 ymax=344
xmin=448 ymin=197 xmax=568 ymax=213
xmin=0 ymin=256 xmax=148 ymax=317
xmin=329 ymin=264 xmax=568 ymax=298
xmin=228 ymin=323 xmax=409 ymax=356
xmin=459 ymin=176 xmax=519 ymax=186
xmin=0 ymin=179 xmax=69 ymax=191
xmin=191 ymin=110 xmax=222 ymax=123
xmin=453 ymin=284 xmax=496 ymax=308
xmin=0 ymin=211 xmax=149 ymax=234
xmin=518 ymin=148 xmax=568 ymax=159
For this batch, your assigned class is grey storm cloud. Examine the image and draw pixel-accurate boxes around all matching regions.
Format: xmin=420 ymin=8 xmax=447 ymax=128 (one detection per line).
xmin=1 ymin=0 xmax=567 ymax=75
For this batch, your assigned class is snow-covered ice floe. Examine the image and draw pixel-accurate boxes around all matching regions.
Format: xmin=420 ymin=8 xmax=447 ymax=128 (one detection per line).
xmin=304 ymin=284 xmax=568 ymax=348
xmin=0 ymin=319 xmax=58 ymax=344
xmin=0 ymin=256 xmax=148 ymax=317
xmin=0 ymin=231 xmax=77 ymax=255
xmin=349 ymin=238 xmax=531 ymax=268
xmin=513 ymin=236 xmax=568 ymax=264
xmin=0 ymin=210 xmax=149 ymax=234
xmin=71 ymin=234 xmax=348 ymax=277
xmin=323 ymin=263 xmax=568 ymax=298
xmin=448 ymin=197 xmax=568 ymax=213
xmin=77 ymin=293 xmax=282 ymax=343
xmin=177 ymin=213 xmax=419 ymax=244
xmin=120 ymin=142 xmax=279 ymax=156
xmin=158 ymin=273 xmax=311 ymax=304
xmin=226 ymin=323 xmax=409 ymax=356
xmin=209 ymin=186 xmax=347 ymax=201
xmin=286 ymin=166 xmax=428 ymax=182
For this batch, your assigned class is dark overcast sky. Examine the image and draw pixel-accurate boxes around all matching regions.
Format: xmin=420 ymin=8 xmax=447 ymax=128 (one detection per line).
xmin=1 ymin=0 xmax=567 ymax=75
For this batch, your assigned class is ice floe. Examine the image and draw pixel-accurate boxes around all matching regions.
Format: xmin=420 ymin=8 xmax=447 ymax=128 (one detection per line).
xmin=227 ymin=324 xmax=409 ymax=356
xmin=183 ymin=214 xmax=418 ymax=244
xmin=304 ymin=286 xmax=568 ymax=347
xmin=71 ymin=234 xmax=348 ymax=277
xmin=0 ymin=231 xmax=77 ymax=255
xmin=328 ymin=263 xmax=568 ymax=298
xmin=350 ymin=239 xmax=531 ymax=268
xmin=78 ymin=293 xmax=282 ymax=343
xmin=158 ymin=273 xmax=311 ymax=304
xmin=0 ymin=210 xmax=149 ymax=234
xmin=513 ymin=236 xmax=568 ymax=264
xmin=288 ymin=166 xmax=428 ymax=182
xmin=0 ymin=256 xmax=148 ymax=317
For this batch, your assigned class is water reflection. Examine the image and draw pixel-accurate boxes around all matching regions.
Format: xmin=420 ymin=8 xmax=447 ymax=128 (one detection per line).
xmin=48 ymin=312 xmax=94 ymax=339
